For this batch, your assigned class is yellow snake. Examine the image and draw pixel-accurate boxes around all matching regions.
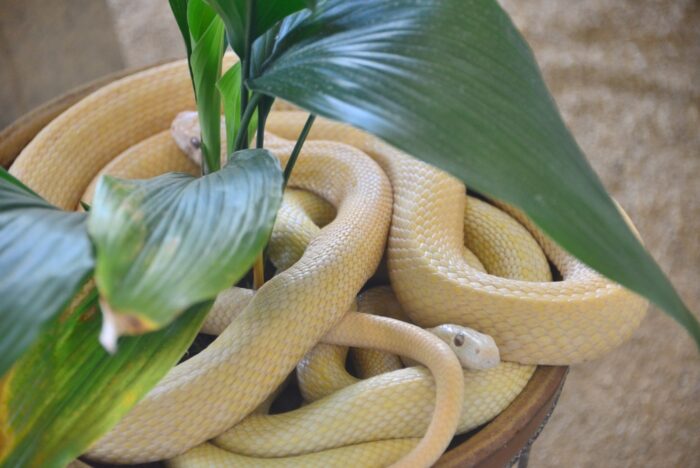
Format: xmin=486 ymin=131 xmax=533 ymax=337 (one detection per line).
xmin=8 ymin=58 xmax=648 ymax=466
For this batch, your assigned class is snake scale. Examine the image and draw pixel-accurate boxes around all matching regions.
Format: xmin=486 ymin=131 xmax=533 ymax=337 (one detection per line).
xmin=8 ymin=58 xmax=647 ymax=466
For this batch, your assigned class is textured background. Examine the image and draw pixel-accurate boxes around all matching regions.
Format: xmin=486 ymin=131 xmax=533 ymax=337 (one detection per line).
xmin=1 ymin=1 xmax=698 ymax=466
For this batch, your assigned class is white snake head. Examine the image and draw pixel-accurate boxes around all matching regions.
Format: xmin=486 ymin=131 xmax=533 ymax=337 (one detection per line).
xmin=427 ymin=324 xmax=500 ymax=370
xmin=171 ymin=111 xmax=205 ymax=166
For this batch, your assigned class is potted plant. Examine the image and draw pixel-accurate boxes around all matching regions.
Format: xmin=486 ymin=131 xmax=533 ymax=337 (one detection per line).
xmin=0 ymin=1 xmax=697 ymax=467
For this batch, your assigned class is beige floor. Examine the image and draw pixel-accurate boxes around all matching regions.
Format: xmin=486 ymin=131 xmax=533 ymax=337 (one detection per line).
xmin=498 ymin=2 xmax=700 ymax=466
xmin=2 ymin=1 xmax=698 ymax=466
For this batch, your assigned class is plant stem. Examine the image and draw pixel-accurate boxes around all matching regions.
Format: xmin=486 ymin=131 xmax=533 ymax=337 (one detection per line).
xmin=233 ymin=93 xmax=262 ymax=152
xmin=252 ymin=254 xmax=265 ymax=290
xmin=252 ymin=113 xmax=315 ymax=288
xmin=239 ymin=71 xmax=248 ymax=148
xmin=256 ymin=103 xmax=268 ymax=149
xmin=252 ymin=97 xmax=269 ymax=289
xmin=283 ymin=114 xmax=316 ymax=189
xmin=244 ymin=0 xmax=255 ymax=78
xmin=239 ymin=0 xmax=256 ymax=150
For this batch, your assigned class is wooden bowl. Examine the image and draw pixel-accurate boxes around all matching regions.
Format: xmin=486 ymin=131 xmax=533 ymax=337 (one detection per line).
xmin=0 ymin=66 xmax=568 ymax=467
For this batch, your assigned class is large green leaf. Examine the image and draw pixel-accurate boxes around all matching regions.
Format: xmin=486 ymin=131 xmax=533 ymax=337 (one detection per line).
xmin=249 ymin=0 xmax=699 ymax=345
xmin=206 ymin=0 xmax=309 ymax=59
xmin=0 ymin=288 xmax=210 ymax=468
xmin=188 ymin=0 xmax=226 ymax=173
xmin=87 ymin=150 xmax=282 ymax=349
xmin=0 ymin=173 xmax=94 ymax=377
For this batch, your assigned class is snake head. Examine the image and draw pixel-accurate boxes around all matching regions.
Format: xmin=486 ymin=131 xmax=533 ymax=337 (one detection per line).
xmin=428 ymin=324 xmax=500 ymax=370
xmin=171 ymin=111 xmax=204 ymax=166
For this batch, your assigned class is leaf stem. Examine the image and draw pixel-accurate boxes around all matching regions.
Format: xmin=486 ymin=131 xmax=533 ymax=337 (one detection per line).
xmin=256 ymin=103 xmax=268 ymax=149
xmin=239 ymin=68 xmax=248 ymax=147
xmin=252 ymin=95 xmax=268 ymax=289
xmin=244 ymin=0 xmax=255 ymax=77
xmin=233 ymin=93 xmax=262 ymax=151
xmin=245 ymin=0 xmax=267 ymax=291
xmin=239 ymin=0 xmax=256 ymax=150
xmin=252 ymin=254 xmax=265 ymax=290
xmin=283 ymin=114 xmax=316 ymax=189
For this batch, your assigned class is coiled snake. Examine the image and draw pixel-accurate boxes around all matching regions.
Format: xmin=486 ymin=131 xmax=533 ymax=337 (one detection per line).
xmin=9 ymin=58 xmax=647 ymax=467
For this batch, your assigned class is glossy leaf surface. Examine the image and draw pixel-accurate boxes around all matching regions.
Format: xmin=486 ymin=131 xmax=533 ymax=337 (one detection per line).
xmin=0 ymin=174 xmax=93 ymax=376
xmin=249 ymin=0 xmax=699 ymax=344
xmin=168 ymin=0 xmax=193 ymax=84
xmin=0 ymin=289 xmax=210 ymax=468
xmin=207 ymin=0 xmax=309 ymax=59
xmin=87 ymin=150 xmax=282 ymax=347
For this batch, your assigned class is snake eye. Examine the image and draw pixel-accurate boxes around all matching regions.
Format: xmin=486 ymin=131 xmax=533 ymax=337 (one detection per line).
xmin=453 ymin=333 xmax=465 ymax=347
xmin=190 ymin=137 xmax=201 ymax=149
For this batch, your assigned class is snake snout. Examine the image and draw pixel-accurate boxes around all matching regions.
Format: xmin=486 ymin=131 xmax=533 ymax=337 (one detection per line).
xmin=429 ymin=324 xmax=501 ymax=370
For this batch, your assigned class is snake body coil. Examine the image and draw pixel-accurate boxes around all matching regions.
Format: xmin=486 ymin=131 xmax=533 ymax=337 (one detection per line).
xmin=9 ymin=59 xmax=647 ymax=466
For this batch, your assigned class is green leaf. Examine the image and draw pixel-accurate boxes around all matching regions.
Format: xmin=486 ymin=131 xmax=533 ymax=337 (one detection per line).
xmin=169 ymin=0 xmax=192 ymax=56
xmin=188 ymin=0 xmax=226 ymax=173
xmin=217 ymin=63 xmax=259 ymax=155
xmin=249 ymin=0 xmax=700 ymax=346
xmin=250 ymin=25 xmax=280 ymax=136
xmin=206 ymin=0 xmax=310 ymax=59
xmin=168 ymin=0 xmax=193 ymax=84
xmin=250 ymin=20 xmax=282 ymax=79
xmin=0 ymin=167 xmax=39 ymax=198
xmin=87 ymin=149 xmax=283 ymax=348
xmin=0 ymin=288 xmax=210 ymax=468
xmin=168 ymin=0 xmax=196 ymax=92
xmin=0 ymin=178 xmax=94 ymax=377
xmin=218 ymin=62 xmax=243 ymax=156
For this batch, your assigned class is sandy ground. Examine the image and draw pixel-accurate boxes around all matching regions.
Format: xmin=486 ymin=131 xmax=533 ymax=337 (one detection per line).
xmin=2 ymin=0 xmax=698 ymax=466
